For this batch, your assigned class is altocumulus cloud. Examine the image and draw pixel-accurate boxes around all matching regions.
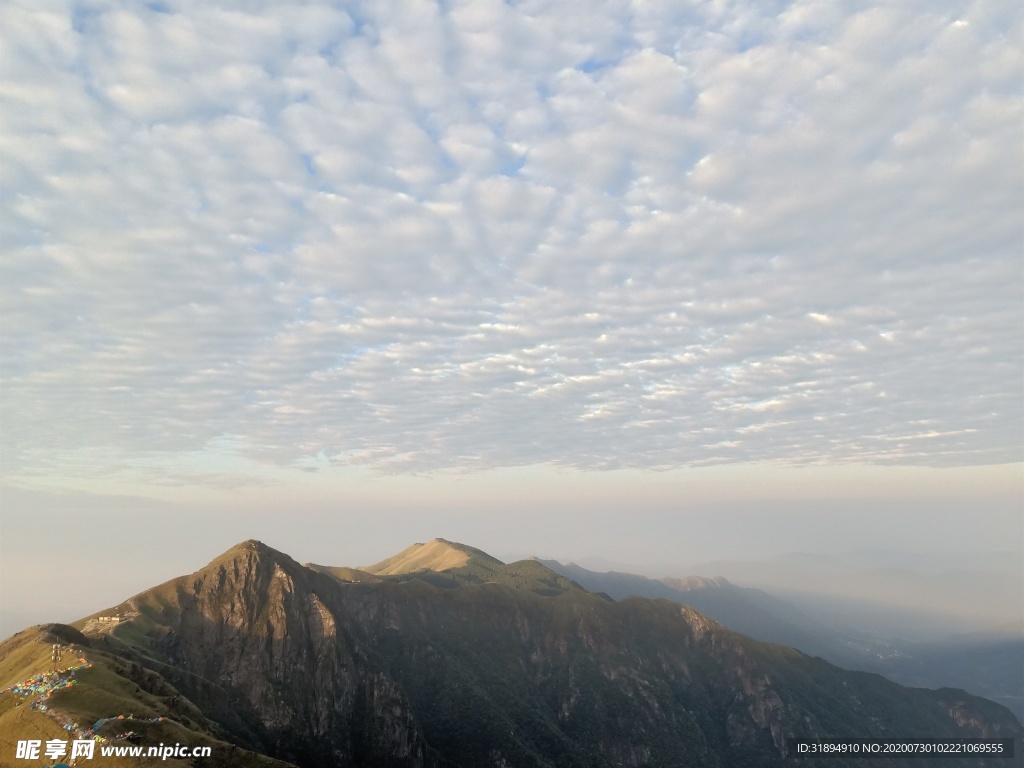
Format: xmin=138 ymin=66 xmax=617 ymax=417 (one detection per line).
xmin=1 ymin=0 xmax=1021 ymax=480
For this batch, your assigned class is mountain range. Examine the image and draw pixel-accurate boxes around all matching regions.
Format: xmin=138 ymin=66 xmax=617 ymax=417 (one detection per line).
xmin=1 ymin=538 xmax=1019 ymax=767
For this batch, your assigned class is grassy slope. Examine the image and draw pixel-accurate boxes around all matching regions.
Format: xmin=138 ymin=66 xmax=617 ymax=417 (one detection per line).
xmin=0 ymin=625 xmax=296 ymax=768
xmin=362 ymin=538 xmax=504 ymax=576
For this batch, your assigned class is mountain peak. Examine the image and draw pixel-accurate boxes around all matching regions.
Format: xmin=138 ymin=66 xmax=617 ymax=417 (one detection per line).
xmin=224 ymin=538 xmax=274 ymax=555
xmin=362 ymin=538 xmax=504 ymax=576
xmin=215 ymin=539 xmax=279 ymax=560
xmin=203 ymin=539 xmax=304 ymax=574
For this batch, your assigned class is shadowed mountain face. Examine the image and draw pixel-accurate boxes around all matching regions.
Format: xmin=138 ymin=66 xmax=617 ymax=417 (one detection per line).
xmin=536 ymin=559 xmax=1024 ymax=722
xmin=1 ymin=540 xmax=1020 ymax=768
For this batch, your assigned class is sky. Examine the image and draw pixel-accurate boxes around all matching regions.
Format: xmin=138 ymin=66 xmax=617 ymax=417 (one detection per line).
xmin=1 ymin=0 xmax=1022 ymax=638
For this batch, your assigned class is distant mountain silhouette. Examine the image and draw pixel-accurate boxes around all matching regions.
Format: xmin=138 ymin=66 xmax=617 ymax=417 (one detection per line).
xmin=538 ymin=557 xmax=1024 ymax=721
xmin=536 ymin=559 xmax=860 ymax=660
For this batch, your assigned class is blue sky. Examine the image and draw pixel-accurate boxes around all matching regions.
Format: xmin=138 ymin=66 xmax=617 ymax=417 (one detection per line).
xmin=1 ymin=0 xmax=1021 ymax=636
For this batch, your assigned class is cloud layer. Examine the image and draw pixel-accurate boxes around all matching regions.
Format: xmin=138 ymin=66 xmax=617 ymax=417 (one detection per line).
xmin=2 ymin=0 xmax=1021 ymax=480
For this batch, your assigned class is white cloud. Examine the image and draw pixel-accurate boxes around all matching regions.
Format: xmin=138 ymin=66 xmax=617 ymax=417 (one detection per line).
xmin=1 ymin=0 xmax=1021 ymax=484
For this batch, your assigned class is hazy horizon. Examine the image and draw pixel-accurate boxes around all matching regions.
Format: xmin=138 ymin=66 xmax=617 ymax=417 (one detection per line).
xmin=1 ymin=0 xmax=1021 ymax=643
xmin=2 ymin=463 xmax=1021 ymax=639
